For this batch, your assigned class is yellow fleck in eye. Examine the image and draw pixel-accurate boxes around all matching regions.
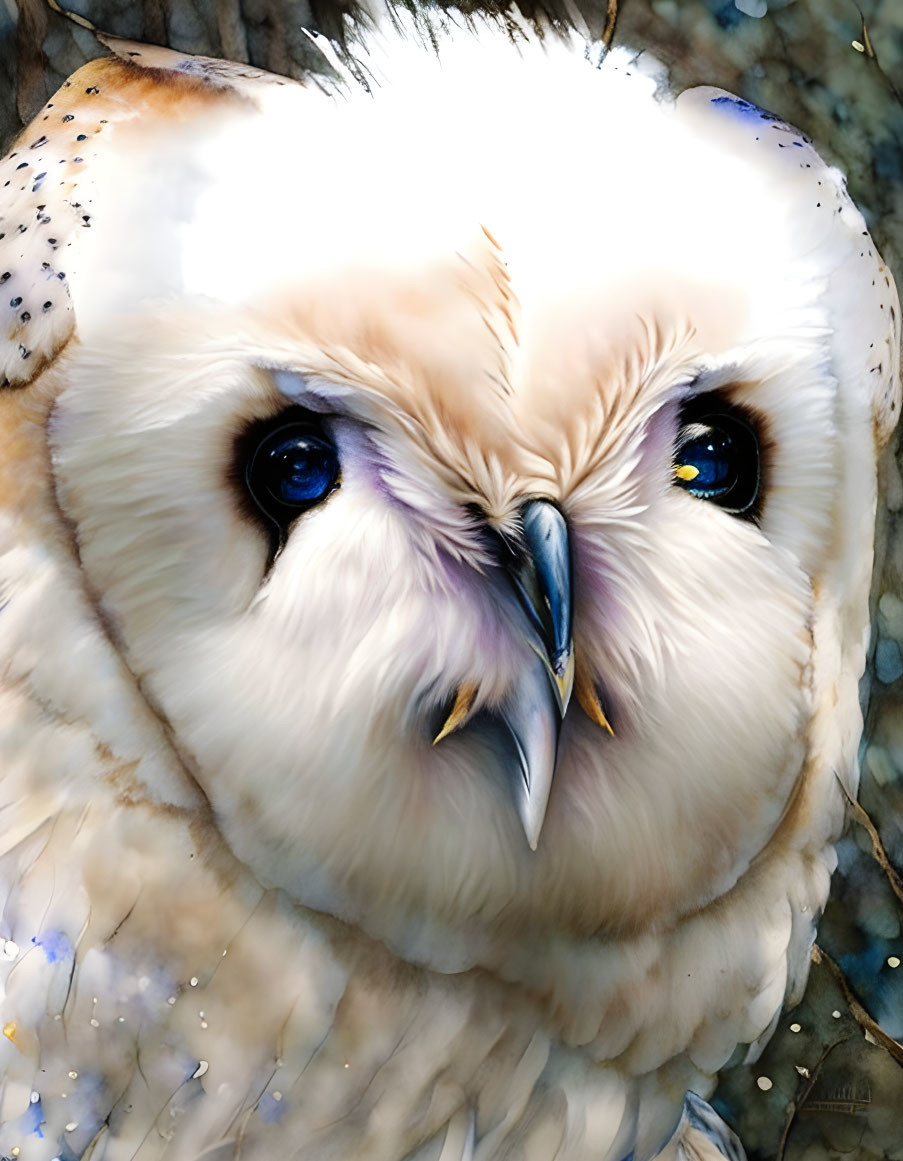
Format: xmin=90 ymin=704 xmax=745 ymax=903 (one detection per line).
xmin=674 ymin=464 xmax=700 ymax=481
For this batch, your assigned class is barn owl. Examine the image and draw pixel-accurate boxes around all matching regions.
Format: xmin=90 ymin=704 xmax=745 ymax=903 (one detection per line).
xmin=0 ymin=13 xmax=899 ymax=1161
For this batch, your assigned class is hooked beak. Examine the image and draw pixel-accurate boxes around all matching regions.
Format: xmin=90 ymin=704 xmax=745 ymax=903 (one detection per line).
xmin=499 ymin=647 xmax=560 ymax=850
xmin=497 ymin=499 xmax=574 ymax=848
xmin=433 ymin=499 xmax=609 ymax=850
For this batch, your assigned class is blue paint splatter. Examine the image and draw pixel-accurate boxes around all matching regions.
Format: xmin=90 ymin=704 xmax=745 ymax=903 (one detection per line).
xmin=32 ymin=929 xmax=73 ymax=963
xmin=258 ymin=1093 xmax=287 ymax=1124
xmin=26 ymin=1094 xmax=44 ymax=1137
xmin=684 ymin=1093 xmax=746 ymax=1161
xmin=7 ymin=1093 xmax=46 ymax=1143
xmin=709 ymin=94 xmax=780 ymax=124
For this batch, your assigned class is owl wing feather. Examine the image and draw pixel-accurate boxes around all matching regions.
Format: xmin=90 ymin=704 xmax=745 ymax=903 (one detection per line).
xmin=0 ymin=40 xmax=293 ymax=389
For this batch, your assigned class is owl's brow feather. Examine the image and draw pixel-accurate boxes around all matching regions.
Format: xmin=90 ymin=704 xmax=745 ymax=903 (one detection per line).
xmin=253 ymin=338 xmax=524 ymax=516
xmin=512 ymin=317 xmax=702 ymax=497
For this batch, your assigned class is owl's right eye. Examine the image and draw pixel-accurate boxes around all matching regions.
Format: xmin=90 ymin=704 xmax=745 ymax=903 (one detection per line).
xmin=241 ymin=410 xmax=340 ymax=537
xmin=672 ymin=399 xmax=760 ymax=519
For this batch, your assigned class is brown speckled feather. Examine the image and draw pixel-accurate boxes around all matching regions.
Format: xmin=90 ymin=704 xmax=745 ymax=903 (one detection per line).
xmin=0 ymin=43 xmax=285 ymax=388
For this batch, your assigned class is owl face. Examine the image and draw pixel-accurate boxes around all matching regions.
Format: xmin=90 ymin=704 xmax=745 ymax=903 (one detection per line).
xmin=20 ymin=29 xmax=896 ymax=974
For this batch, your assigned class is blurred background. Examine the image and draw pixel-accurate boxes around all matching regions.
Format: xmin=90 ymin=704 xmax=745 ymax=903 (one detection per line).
xmin=2 ymin=2 xmax=902 ymax=1157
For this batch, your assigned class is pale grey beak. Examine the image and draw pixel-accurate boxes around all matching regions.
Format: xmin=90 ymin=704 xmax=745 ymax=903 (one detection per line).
xmin=499 ymin=647 xmax=561 ymax=850
xmin=433 ymin=499 xmax=576 ymax=850
xmin=501 ymin=499 xmax=575 ymax=848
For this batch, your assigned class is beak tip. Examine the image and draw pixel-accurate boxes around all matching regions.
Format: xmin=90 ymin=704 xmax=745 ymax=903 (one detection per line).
xmin=503 ymin=653 xmax=560 ymax=853
xmin=519 ymin=802 xmax=545 ymax=851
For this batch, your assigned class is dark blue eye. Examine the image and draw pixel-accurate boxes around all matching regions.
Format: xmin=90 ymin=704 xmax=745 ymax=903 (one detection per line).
xmin=245 ymin=417 xmax=340 ymax=533
xmin=672 ymin=408 xmax=760 ymax=516
xmin=674 ymin=426 xmax=736 ymax=498
xmin=259 ymin=432 xmax=339 ymax=506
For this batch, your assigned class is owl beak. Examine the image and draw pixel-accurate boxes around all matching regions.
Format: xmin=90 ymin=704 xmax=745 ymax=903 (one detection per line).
xmin=494 ymin=498 xmax=574 ymax=850
xmin=499 ymin=647 xmax=560 ymax=850
xmin=431 ymin=666 xmax=558 ymax=849
xmin=433 ymin=499 xmax=575 ymax=850
xmin=507 ymin=500 xmax=575 ymax=715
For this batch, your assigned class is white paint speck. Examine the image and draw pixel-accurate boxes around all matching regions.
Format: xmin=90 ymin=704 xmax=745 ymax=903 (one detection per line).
xmin=67 ymin=1071 xmax=78 ymax=1080
xmin=795 ymin=1065 xmax=810 ymax=1078
xmin=65 ymin=1122 xmax=78 ymax=1133
xmin=789 ymin=1023 xmax=801 ymax=1033
xmin=190 ymin=977 xmax=199 ymax=987
xmin=192 ymin=1061 xmax=209 ymax=1079
xmin=30 ymin=1091 xmax=40 ymax=1103
xmin=832 ymin=1010 xmax=842 ymax=1019
xmin=888 ymin=956 xmax=900 ymax=969
xmin=2 ymin=940 xmax=19 ymax=960
xmin=273 ymin=1091 xmax=282 ymax=1102
xmin=167 ymin=997 xmax=177 ymax=1006
xmin=200 ymin=1020 xmax=208 ymax=1029
xmin=89 ymin=1019 xmax=99 ymax=1028
xmin=852 ymin=40 xmax=865 ymax=52
xmin=756 ymin=1076 xmax=773 ymax=1091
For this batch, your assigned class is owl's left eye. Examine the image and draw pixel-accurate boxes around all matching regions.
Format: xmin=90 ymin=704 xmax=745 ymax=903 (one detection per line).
xmin=672 ymin=404 xmax=760 ymax=517
xmin=243 ymin=412 xmax=340 ymax=535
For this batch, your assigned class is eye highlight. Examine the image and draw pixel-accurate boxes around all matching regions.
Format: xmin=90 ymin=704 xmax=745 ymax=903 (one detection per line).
xmin=242 ymin=409 xmax=340 ymax=538
xmin=672 ymin=401 xmax=760 ymax=517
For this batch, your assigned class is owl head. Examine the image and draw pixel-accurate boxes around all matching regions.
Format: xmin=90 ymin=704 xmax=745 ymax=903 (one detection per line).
xmin=0 ymin=17 xmax=898 ymax=1044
